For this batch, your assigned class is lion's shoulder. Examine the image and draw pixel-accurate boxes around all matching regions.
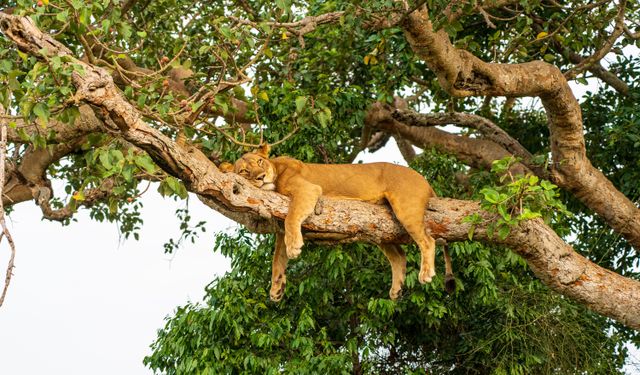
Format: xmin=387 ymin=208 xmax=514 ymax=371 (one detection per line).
xmin=270 ymin=156 xmax=305 ymax=172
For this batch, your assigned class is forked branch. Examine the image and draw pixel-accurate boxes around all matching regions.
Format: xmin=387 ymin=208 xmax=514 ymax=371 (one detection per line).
xmin=401 ymin=5 xmax=640 ymax=250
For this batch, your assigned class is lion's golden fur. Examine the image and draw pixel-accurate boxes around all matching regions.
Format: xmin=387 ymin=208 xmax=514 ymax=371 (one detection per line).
xmin=223 ymin=144 xmax=452 ymax=301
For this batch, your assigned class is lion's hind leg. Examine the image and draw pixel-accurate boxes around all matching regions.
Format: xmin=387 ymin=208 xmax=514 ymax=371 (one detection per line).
xmin=385 ymin=192 xmax=436 ymax=284
xmin=380 ymin=244 xmax=407 ymax=300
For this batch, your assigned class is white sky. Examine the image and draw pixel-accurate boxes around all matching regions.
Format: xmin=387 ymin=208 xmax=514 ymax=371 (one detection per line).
xmin=0 ymin=192 xmax=233 ymax=374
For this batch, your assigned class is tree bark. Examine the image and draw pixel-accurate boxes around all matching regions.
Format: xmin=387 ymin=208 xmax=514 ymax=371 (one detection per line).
xmin=400 ymin=6 xmax=640 ymax=250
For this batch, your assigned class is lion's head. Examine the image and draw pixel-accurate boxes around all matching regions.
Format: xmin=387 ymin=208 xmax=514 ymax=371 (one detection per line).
xmin=220 ymin=144 xmax=277 ymax=191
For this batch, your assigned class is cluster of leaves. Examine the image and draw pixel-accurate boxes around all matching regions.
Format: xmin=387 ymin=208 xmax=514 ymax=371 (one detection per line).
xmin=466 ymin=157 xmax=571 ymax=241
xmin=162 ymin=206 xmax=207 ymax=254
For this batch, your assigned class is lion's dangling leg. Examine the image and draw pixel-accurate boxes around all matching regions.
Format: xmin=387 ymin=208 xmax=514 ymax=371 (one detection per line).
xmin=270 ymin=232 xmax=289 ymax=302
xmin=380 ymin=244 xmax=407 ymax=300
xmin=385 ymin=193 xmax=436 ymax=284
xmin=281 ymin=178 xmax=322 ymax=259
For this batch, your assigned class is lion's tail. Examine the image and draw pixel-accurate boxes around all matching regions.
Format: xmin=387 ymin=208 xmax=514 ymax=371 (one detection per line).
xmin=437 ymin=238 xmax=456 ymax=294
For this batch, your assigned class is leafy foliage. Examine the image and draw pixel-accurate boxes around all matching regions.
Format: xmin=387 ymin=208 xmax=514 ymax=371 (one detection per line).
xmin=146 ymin=229 xmax=626 ymax=374
xmin=0 ymin=0 xmax=638 ymax=373
xmin=469 ymin=157 xmax=571 ymax=241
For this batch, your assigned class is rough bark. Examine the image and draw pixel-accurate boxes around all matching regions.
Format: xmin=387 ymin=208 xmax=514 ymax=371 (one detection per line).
xmin=365 ymin=102 xmax=529 ymax=175
xmin=1 ymin=12 xmax=640 ymax=331
xmin=390 ymin=107 xmax=551 ymax=178
xmin=401 ymin=6 xmax=640 ymax=250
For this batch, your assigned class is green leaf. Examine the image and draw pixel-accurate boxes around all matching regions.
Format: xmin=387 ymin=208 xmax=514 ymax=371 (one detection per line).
xmin=56 ymin=10 xmax=69 ymax=22
xmin=0 ymin=59 xmax=12 ymax=73
xmin=497 ymin=224 xmax=511 ymax=240
xmin=295 ymin=96 xmax=307 ymax=114
xmin=497 ymin=204 xmax=511 ymax=221
xmin=540 ymin=180 xmax=556 ymax=190
xmin=99 ymin=151 xmax=113 ymax=170
xmin=17 ymin=128 xmax=30 ymax=142
xmin=481 ymin=188 xmax=500 ymax=204
xmin=135 ymin=154 xmax=157 ymax=174
xmin=518 ymin=208 xmax=542 ymax=220
xmin=32 ymin=102 xmax=50 ymax=123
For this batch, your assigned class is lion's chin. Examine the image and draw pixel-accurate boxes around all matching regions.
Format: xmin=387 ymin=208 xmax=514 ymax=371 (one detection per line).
xmin=261 ymin=183 xmax=276 ymax=191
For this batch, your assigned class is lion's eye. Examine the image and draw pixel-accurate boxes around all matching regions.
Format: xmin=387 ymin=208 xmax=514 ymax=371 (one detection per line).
xmin=257 ymin=159 xmax=263 ymax=167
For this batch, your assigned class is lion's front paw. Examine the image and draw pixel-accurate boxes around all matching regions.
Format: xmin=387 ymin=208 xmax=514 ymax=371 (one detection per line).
xmin=270 ymin=275 xmax=287 ymax=302
xmin=419 ymin=267 xmax=436 ymax=284
xmin=285 ymin=233 xmax=303 ymax=259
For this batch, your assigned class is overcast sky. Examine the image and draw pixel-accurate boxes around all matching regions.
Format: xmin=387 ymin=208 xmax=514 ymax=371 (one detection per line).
xmin=0 ymin=192 xmax=233 ymax=374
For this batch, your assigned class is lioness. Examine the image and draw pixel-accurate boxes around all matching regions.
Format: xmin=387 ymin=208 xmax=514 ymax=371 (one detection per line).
xmin=222 ymin=144 xmax=452 ymax=301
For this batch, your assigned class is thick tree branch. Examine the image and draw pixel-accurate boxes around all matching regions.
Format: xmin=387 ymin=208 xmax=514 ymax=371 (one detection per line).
xmin=365 ymin=102 xmax=530 ymax=175
xmin=2 ymin=11 xmax=640 ymax=331
xmin=391 ymin=108 xmax=548 ymax=178
xmin=401 ymin=6 xmax=640 ymax=250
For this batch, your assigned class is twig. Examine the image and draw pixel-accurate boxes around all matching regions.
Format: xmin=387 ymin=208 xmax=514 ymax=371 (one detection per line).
xmin=564 ymin=0 xmax=628 ymax=80
xmin=0 ymin=104 xmax=16 ymax=309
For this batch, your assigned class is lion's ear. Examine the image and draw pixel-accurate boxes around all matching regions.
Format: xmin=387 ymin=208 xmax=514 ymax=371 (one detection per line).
xmin=219 ymin=162 xmax=234 ymax=173
xmin=256 ymin=143 xmax=270 ymax=158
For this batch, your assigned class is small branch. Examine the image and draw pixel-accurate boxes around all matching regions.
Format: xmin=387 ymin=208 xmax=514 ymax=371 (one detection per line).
xmin=444 ymin=0 xmax=519 ymax=23
xmin=564 ymin=0 xmax=628 ymax=80
xmin=0 ymin=105 xmax=16 ymax=309
xmin=36 ymin=183 xmax=113 ymax=222
xmin=229 ymin=11 xmax=346 ymax=38
xmin=477 ymin=6 xmax=497 ymax=29
xmin=121 ymin=0 xmax=139 ymax=15
xmin=623 ymin=24 xmax=640 ymax=39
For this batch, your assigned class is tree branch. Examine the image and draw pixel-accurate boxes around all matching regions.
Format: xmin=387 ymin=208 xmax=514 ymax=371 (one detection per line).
xmin=365 ymin=102 xmax=530 ymax=175
xmin=0 ymin=105 xmax=16 ymax=309
xmin=401 ymin=5 xmax=640 ymax=250
xmin=391 ymin=108 xmax=547 ymax=177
